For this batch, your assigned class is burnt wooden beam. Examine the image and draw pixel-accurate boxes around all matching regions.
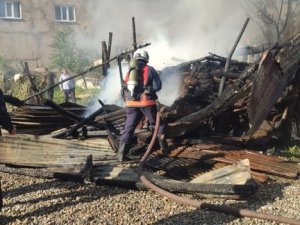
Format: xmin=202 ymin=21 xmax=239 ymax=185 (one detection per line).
xmin=92 ymin=165 xmax=140 ymax=189
xmin=211 ymin=72 xmax=240 ymax=79
xmin=107 ymin=32 xmax=113 ymax=60
xmin=52 ymin=106 xmax=105 ymax=138
xmin=132 ymin=17 xmax=137 ymax=50
xmin=218 ymin=18 xmax=250 ymax=97
xmin=102 ymin=41 xmax=109 ymax=75
xmin=0 ymin=155 xmax=93 ymax=182
xmin=23 ymin=62 xmax=41 ymax=103
xmin=95 ymin=109 xmax=125 ymax=122
xmin=98 ymin=100 xmax=119 ymax=152
xmin=44 ymin=99 xmax=82 ymax=122
xmin=165 ymin=63 xmax=257 ymax=137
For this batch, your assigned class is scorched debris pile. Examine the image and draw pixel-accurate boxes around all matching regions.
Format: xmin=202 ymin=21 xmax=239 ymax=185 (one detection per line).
xmin=0 ymin=33 xmax=300 ymax=201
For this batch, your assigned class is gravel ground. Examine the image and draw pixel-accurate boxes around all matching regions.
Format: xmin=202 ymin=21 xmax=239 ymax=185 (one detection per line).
xmin=0 ymin=172 xmax=299 ymax=225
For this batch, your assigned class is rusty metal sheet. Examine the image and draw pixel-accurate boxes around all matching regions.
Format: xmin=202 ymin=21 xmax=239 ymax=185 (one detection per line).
xmin=154 ymin=144 xmax=299 ymax=179
xmin=248 ymin=33 xmax=300 ymax=136
xmin=247 ymin=50 xmax=285 ymax=135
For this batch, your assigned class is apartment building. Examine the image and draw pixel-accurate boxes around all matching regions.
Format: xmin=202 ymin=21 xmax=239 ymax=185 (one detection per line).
xmin=0 ymin=0 xmax=90 ymax=67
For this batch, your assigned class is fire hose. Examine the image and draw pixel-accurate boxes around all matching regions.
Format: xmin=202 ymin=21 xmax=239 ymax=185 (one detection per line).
xmin=137 ymin=110 xmax=300 ymax=225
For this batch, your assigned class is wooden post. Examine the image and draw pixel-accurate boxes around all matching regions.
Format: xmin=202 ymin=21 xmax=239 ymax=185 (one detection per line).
xmin=132 ymin=17 xmax=137 ymax=50
xmin=218 ymin=18 xmax=250 ymax=97
xmin=102 ymin=41 xmax=109 ymax=75
xmin=107 ymin=32 xmax=113 ymax=60
xmin=118 ymin=56 xmax=125 ymax=102
xmin=23 ymin=62 xmax=41 ymax=104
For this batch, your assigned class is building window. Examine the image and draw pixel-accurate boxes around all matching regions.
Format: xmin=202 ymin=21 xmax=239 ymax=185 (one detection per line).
xmin=0 ymin=1 xmax=21 ymax=19
xmin=55 ymin=5 xmax=76 ymax=22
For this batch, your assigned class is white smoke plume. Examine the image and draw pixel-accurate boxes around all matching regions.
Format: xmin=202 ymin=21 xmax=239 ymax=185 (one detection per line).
xmin=78 ymin=0 xmax=262 ymax=116
xmin=84 ymin=64 xmax=128 ymax=117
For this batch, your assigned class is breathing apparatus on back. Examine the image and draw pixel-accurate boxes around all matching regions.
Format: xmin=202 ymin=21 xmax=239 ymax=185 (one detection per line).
xmin=127 ymin=58 xmax=139 ymax=97
xmin=127 ymin=49 xmax=149 ymax=98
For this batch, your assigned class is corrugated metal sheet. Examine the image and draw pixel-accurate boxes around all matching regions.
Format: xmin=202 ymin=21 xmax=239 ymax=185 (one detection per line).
xmin=0 ymin=134 xmax=117 ymax=167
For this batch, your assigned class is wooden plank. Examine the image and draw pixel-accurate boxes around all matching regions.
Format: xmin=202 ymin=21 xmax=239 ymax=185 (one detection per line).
xmin=190 ymin=159 xmax=251 ymax=185
xmin=92 ymin=165 xmax=139 ymax=188
xmin=0 ymin=155 xmax=93 ymax=183
xmin=92 ymin=166 xmax=139 ymax=181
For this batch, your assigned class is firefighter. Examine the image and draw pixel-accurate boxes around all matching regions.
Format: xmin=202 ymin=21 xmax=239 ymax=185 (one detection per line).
xmin=0 ymin=89 xmax=16 ymax=135
xmin=118 ymin=49 xmax=169 ymax=161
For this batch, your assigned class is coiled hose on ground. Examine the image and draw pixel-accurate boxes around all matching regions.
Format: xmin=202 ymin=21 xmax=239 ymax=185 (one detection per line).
xmin=137 ymin=110 xmax=300 ymax=225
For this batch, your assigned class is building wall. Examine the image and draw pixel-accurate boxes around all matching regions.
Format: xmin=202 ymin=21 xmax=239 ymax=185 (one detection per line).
xmin=0 ymin=0 xmax=89 ymax=68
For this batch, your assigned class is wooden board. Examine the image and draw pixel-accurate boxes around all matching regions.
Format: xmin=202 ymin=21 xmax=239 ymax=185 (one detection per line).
xmin=190 ymin=159 xmax=251 ymax=184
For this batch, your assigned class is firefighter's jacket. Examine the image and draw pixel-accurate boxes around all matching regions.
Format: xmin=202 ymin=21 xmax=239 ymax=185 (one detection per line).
xmin=124 ymin=65 xmax=162 ymax=107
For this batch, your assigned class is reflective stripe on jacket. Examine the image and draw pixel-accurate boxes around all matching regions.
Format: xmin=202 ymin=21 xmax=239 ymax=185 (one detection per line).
xmin=124 ymin=65 xmax=161 ymax=107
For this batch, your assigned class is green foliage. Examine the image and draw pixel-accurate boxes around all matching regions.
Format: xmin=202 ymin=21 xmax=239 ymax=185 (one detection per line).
xmin=50 ymin=30 xmax=90 ymax=73
xmin=53 ymin=85 xmax=99 ymax=106
xmin=0 ymin=55 xmax=9 ymax=71
xmin=283 ymin=145 xmax=300 ymax=158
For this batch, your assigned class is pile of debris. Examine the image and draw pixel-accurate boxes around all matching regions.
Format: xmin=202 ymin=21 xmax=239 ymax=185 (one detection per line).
xmin=1 ymin=20 xmax=300 ymax=223
xmin=1 ymin=32 xmax=299 ymax=190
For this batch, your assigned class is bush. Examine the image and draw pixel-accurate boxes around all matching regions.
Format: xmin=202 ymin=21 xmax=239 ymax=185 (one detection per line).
xmin=283 ymin=145 xmax=300 ymax=158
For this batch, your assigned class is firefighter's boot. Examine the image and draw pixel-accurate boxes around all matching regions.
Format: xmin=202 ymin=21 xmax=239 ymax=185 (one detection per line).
xmin=158 ymin=134 xmax=170 ymax=155
xmin=117 ymin=143 xmax=130 ymax=162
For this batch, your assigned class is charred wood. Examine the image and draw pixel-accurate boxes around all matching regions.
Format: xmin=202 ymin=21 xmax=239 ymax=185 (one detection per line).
xmin=44 ymin=99 xmax=82 ymax=122
xmin=218 ymin=18 xmax=250 ymax=96
xmin=248 ymin=33 xmax=300 ymax=136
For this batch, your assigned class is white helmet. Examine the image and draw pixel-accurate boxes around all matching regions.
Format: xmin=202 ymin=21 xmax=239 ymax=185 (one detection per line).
xmin=133 ymin=49 xmax=149 ymax=63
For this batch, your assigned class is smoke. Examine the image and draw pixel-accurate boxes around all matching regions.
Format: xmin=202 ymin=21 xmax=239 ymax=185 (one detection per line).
xmin=76 ymin=0 xmax=259 ymax=66
xmin=84 ymin=62 xmax=180 ymax=117
xmin=84 ymin=64 xmax=128 ymax=117
xmin=77 ymin=0 xmax=262 ymax=114
xmin=157 ymin=67 xmax=182 ymax=106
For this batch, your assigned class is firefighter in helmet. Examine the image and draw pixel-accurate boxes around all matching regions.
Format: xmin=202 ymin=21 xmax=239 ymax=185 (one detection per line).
xmin=118 ymin=49 xmax=169 ymax=161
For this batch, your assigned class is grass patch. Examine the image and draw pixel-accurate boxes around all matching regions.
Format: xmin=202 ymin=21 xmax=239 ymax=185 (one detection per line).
xmin=53 ymin=86 xmax=99 ymax=106
xmin=283 ymin=145 xmax=300 ymax=158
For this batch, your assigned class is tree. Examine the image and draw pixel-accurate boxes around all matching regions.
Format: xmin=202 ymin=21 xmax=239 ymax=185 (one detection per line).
xmin=50 ymin=30 xmax=90 ymax=73
xmin=247 ymin=0 xmax=299 ymax=43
